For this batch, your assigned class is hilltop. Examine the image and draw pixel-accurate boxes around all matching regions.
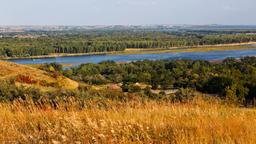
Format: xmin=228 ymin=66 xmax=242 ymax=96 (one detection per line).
xmin=0 ymin=61 xmax=79 ymax=90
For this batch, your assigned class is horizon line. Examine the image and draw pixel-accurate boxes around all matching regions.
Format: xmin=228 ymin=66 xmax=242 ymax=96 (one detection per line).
xmin=1 ymin=24 xmax=256 ymax=27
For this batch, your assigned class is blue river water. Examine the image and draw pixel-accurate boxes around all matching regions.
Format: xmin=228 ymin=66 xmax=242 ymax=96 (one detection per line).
xmin=7 ymin=49 xmax=256 ymax=66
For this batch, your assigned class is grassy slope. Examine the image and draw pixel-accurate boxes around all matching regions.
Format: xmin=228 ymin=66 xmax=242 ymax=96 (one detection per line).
xmin=0 ymin=61 xmax=78 ymax=90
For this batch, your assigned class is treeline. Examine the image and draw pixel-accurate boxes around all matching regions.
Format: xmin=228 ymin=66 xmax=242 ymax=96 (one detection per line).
xmin=0 ymin=38 xmax=126 ymax=57
xmin=0 ymin=32 xmax=256 ymax=57
xmin=66 ymin=57 xmax=256 ymax=106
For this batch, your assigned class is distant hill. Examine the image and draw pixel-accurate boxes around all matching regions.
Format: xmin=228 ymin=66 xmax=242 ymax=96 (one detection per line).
xmin=1 ymin=25 xmax=256 ymax=33
xmin=0 ymin=61 xmax=79 ymax=90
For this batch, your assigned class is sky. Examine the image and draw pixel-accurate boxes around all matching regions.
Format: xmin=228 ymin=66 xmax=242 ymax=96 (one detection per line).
xmin=0 ymin=0 xmax=255 ymax=25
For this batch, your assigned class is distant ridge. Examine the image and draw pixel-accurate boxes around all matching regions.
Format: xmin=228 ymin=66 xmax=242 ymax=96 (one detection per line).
xmin=1 ymin=25 xmax=256 ymax=33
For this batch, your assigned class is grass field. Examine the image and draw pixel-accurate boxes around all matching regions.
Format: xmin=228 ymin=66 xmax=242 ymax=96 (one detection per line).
xmin=0 ymin=98 xmax=255 ymax=143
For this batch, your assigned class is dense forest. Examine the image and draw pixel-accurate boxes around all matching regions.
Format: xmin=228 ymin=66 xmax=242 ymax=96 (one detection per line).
xmin=0 ymin=31 xmax=256 ymax=57
xmin=62 ymin=57 xmax=256 ymax=106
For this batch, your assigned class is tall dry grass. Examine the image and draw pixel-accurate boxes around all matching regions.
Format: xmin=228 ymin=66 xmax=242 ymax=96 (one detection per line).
xmin=0 ymin=98 xmax=255 ymax=144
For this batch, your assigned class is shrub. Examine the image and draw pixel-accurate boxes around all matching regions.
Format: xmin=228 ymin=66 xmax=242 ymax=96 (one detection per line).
xmin=39 ymin=63 xmax=63 ymax=73
xmin=122 ymin=83 xmax=142 ymax=93
xmin=16 ymin=74 xmax=37 ymax=84
xmin=171 ymin=88 xmax=197 ymax=103
xmin=203 ymin=76 xmax=234 ymax=96
xmin=82 ymin=74 xmax=110 ymax=85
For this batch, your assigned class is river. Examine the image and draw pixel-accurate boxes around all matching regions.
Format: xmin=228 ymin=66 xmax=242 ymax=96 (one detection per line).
xmin=7 ymin=49 xmax=256 ymax=66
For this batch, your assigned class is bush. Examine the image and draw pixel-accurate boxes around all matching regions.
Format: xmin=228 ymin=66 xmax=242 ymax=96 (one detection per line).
xmin=122 ymin=83 xmax=142 ymax=93
xmin=0 ymin=80 xmax=18 ymax=101
xmin=39 ymin=63 xmax=63 ymax=73
xmin=82 ymin=74 xmax=110 ymax=85
xmin=16 ymin=75 xmax=37 ymax=84
xmin=171 ymin=88 xmax=197 ymax=103
xmin=203 ymin=76 xmax=234 ymax=96
xmin=0 ymin=80 xmax=43 ymax=102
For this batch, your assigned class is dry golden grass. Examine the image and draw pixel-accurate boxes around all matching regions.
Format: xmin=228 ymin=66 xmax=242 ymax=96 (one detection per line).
xmin=0 ymin=98 xmax=255 ymax=144
xmin=0 ymin=61 xmax=78 ymax=90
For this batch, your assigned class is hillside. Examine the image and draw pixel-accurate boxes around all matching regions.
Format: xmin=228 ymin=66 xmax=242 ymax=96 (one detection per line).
xmin=0 ymin=61 xmax=79 ymax=90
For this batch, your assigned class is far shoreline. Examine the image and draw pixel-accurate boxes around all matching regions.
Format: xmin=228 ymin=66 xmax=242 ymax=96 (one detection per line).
xmin=2 ymin=42 xmax=256 ymax=60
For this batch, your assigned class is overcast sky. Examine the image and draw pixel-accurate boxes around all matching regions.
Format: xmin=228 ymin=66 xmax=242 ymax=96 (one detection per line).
xmin=0 ymin=0 xmax=255 ymax=25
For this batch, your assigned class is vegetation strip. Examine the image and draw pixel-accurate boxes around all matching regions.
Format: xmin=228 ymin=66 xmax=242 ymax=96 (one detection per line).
xmin=1 ymin=31 xmax=256 ymax=59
